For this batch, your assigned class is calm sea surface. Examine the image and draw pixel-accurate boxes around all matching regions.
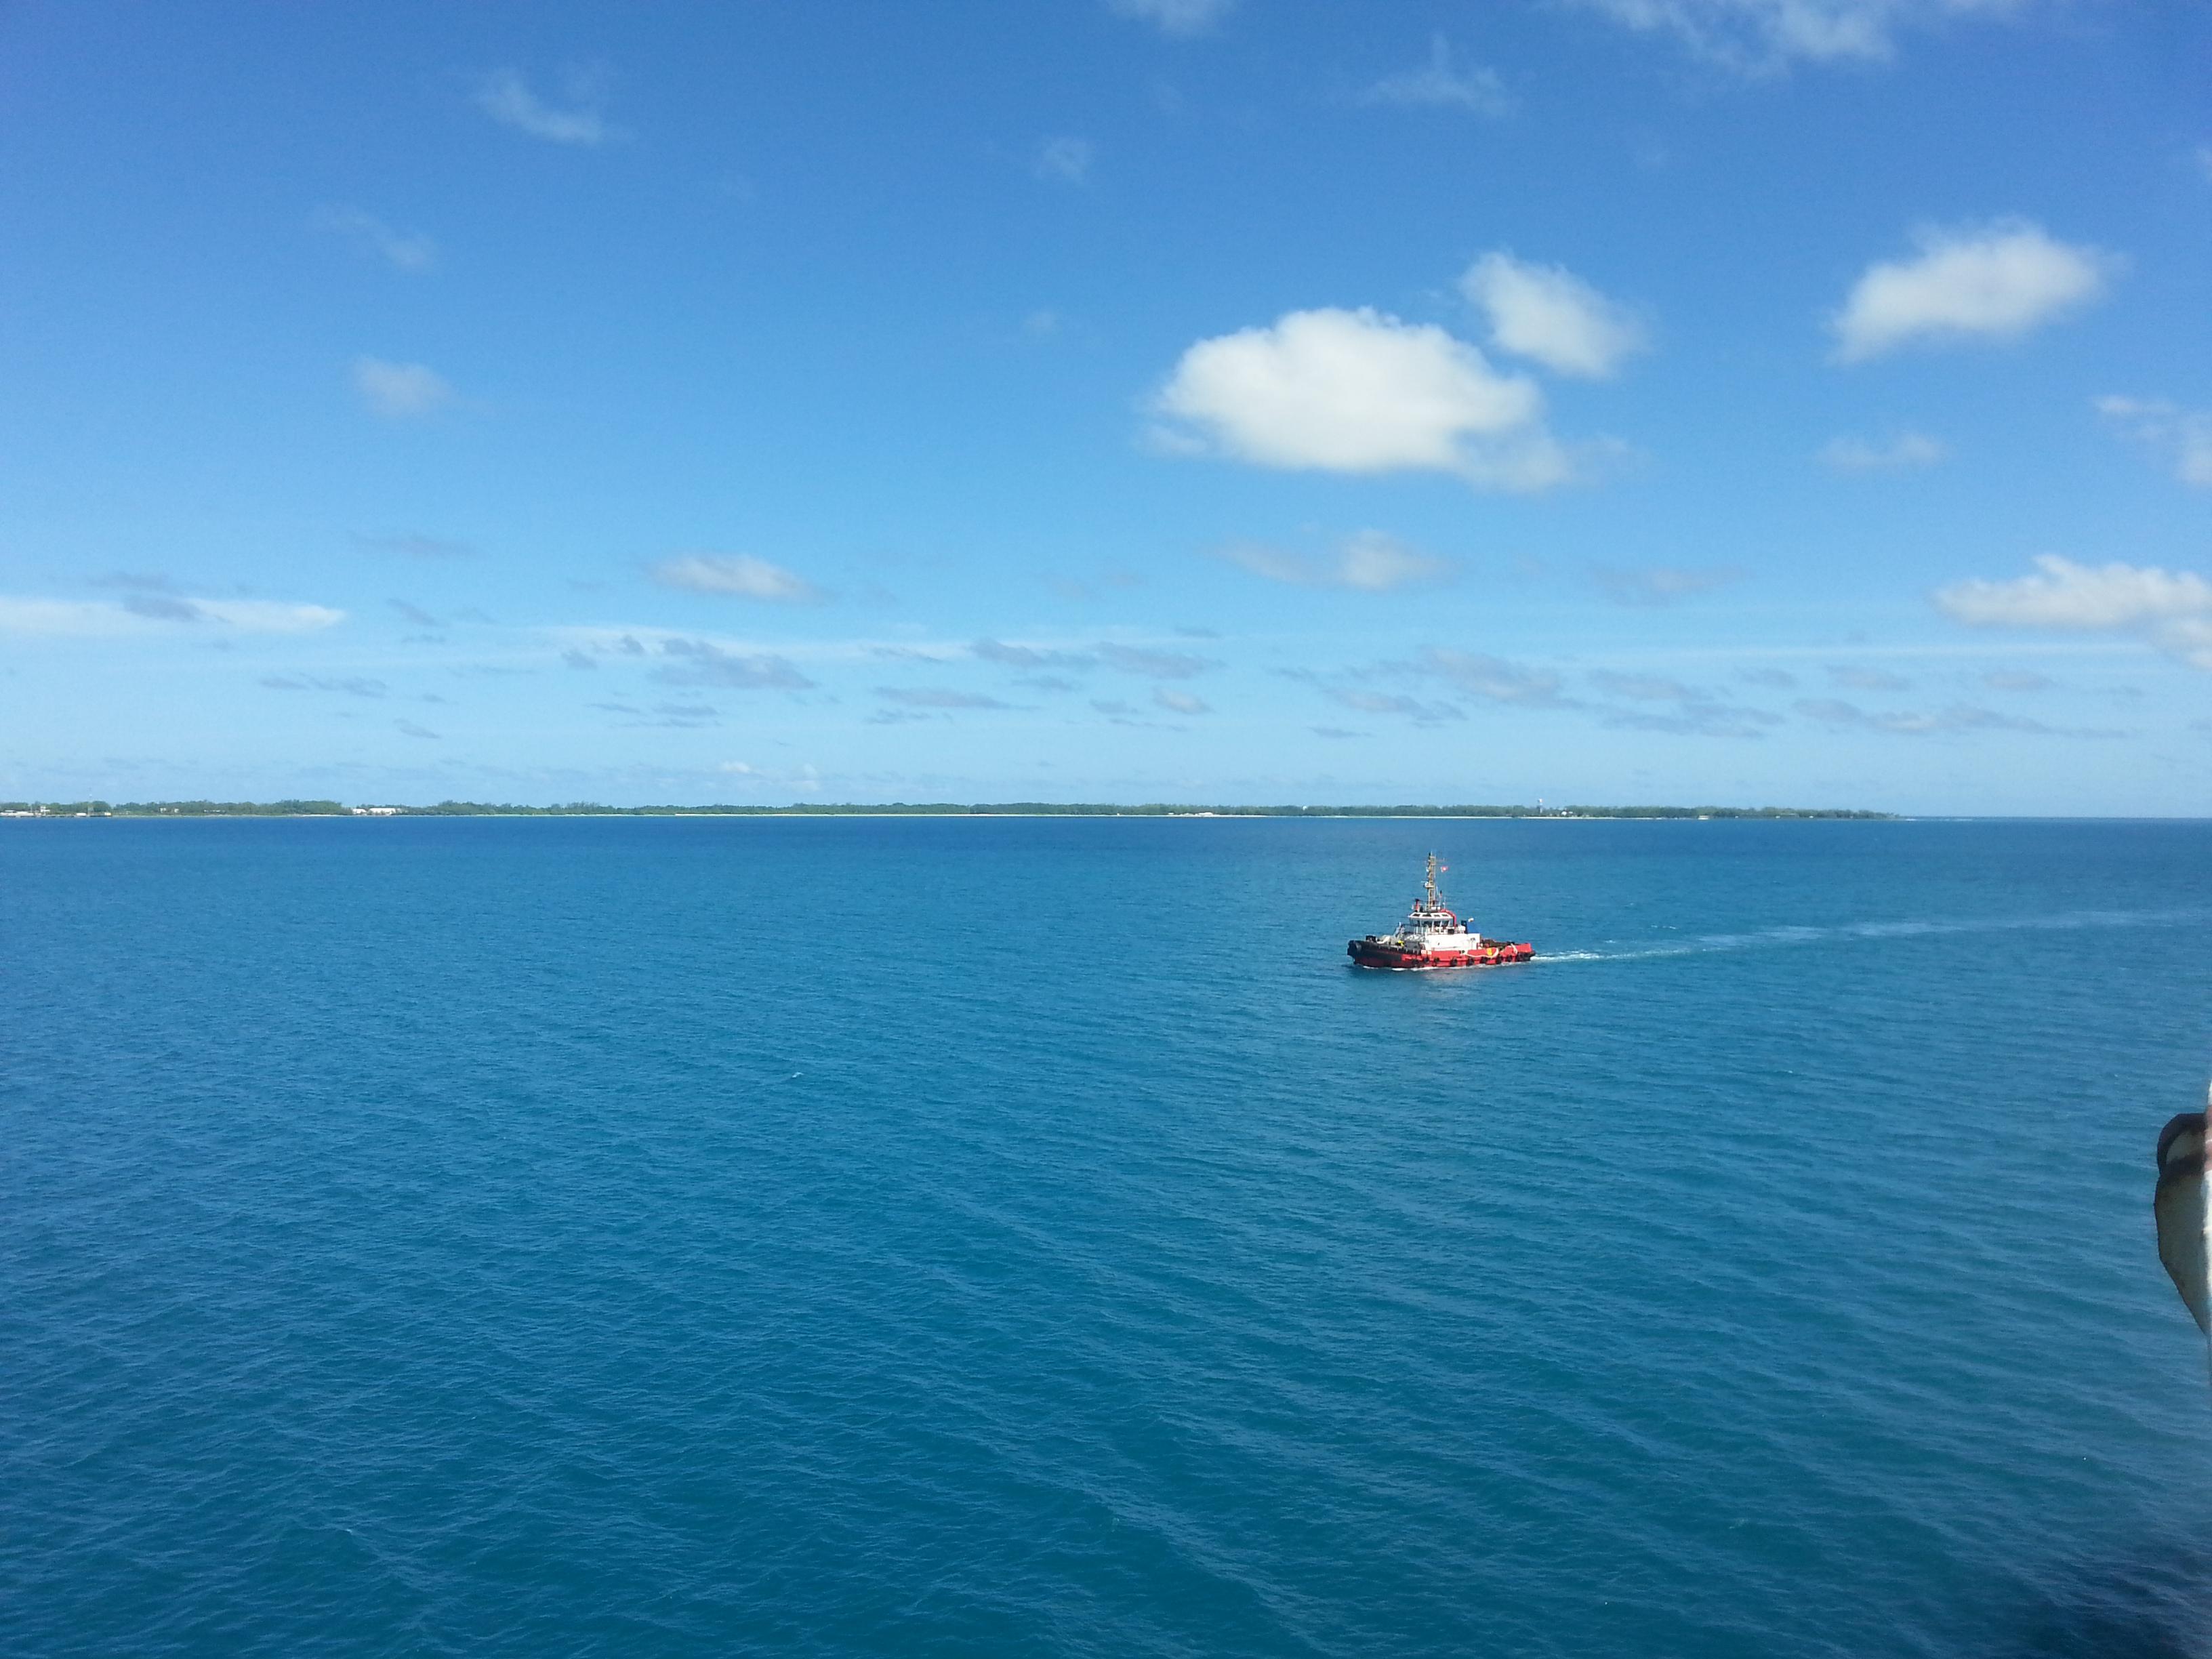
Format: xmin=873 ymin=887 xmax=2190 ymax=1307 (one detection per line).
xmin=5 ymin=816 xmax=2211 ymax=1658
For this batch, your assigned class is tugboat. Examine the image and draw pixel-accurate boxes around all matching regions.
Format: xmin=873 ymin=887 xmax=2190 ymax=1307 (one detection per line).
xmin=1347 ymin=853 xmax=1535 ymax=970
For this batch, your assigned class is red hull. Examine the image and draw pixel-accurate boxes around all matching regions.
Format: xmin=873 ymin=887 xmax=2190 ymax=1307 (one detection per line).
xmin=1347 ymin=939 xmax=1534 ymax=970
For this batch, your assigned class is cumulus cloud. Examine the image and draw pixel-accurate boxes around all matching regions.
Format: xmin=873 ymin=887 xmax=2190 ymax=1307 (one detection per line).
xmin=475 ymin=68 xmax=619 ymax=145
xmin=1933 ymin=554 xmax=2212 ymax=668
xmin=1460 ymin=253 xmax=1644 ymax=377
xmin=312 ymin=205 xmax=436 ymax=272
xmin=1108 ymin=0 xmax=1233 ymax=35
xmin=1592 ymin=565 xmax=1742 ymax=607
xmin=354 ymin=357 xmax=455 ymax=418
xmin=1830 ymin=220 xmax=2115 ymax=363
xmin=0 ymin=596 xmax=343 ymax=636
xmin=649 ymin=554 xmax=823 ymax=602
xmin=1218 ymin=529 xmax=1448 ymax=591
xmin=1033 ymin=136 xmax=1094 ymax=184
xmin=1569 ymin=0 xmax=2031 ymax=72
xmin=1820 ymin=431 xmax=1948 ymax=471
xmin=1936 ymin=554 xmax=2212 ymax=630
xmin=653 ymin=637 xmax=815 ymax=690
xmin=1359 ymin=36 xmax=1513 ymax=115
xmin=2095 ymin=396 xmax=2212 ymax=488
xmin=1153 ymin=307 xmax=1565 ymax=489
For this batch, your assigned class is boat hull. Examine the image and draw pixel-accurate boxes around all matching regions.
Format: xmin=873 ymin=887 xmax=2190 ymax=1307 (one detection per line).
xmin=1347 ymin=939 xmax=1535 ymax=970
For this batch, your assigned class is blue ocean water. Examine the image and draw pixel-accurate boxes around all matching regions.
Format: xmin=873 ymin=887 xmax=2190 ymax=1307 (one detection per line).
xmin=5 ymin=816 xmax=2211 ymax=1658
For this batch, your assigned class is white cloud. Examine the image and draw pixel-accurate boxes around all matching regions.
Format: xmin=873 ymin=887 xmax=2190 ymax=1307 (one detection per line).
xmin=649 ymin=554 xmax=823 ymax=603
xmin=474 ymin=68 xmax=618 ymax=146
xmin=1830 ymin=663 xmax=1912 ymax=690
xmin=0 ymin=596 xmax=343 ymax=637
xmin=1589 ymin=670 xmax=1704 ymax=702
xmin=1108 ymin=0 xmax=1233 ymax=35
xmin=1934 ymin=554 xmax=2212 ymax=669
xmin=353 ymin=357 xmax=455 ymax=418
xmin=1033 ymin=136 xmax=1094 ymax=184
xmin=1587 ymin=671 xmax=1780 ymax=737
xmin=876 ymin=687 xmax=1011 ymax=711
xmin=1153 ymin=687 xmax=1210 ymax=715
xmin=1794 ymin=698 xmax=2110 ymax=738
xmin=1421 ymin=649 xmax=1572 ymax=705
xmin=312 ymin=205 xmax=436 ymax=272
xmin=262 ymin=674 xmax=386 ymax=697
xmin=1569 ymin=0 xmax=2029 ymax=72
xmin=1830 ymin=220 xmax=2114 ymax=363
xmin=2095 ymin=396 xmax=2212 ymax=488
xmin=1460 ymin=253 xmax=1645 ymax=377
xmin=355 ymin=531 xmax=474 ymax=558
xmin=1819 ymin=430 xmax=1948 ymax=470
xmin=1219 ymin=530 xmax=1448 ymax=591
xmin=1936 ymin=555 xmax=2211 ymax=630
xmin=1153 ymin=307 xmax=1566 ymax=489
xmin=1592 ymin=565 xmax=1742 ymax=607
xmin=188 ymin=600 xmax=344 ymax=632
xmin=653 ymin=637 xmax=815 ymax=690
xmin=1326 ymin=688 xmax=1464 ymax=724
xmin=1097 ymin=642 xmax=1213 ymax=678
xmin=1359 ymin=36 xmax=1513 ymax=116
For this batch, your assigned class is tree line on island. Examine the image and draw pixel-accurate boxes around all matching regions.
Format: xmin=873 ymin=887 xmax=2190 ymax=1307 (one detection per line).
xmin=3 ymin=800 xmax=1895 ymax=820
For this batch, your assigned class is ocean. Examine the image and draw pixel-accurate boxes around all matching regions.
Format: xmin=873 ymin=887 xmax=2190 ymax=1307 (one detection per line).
xmin=5 ymin=815 xmax=2210 ymax=1658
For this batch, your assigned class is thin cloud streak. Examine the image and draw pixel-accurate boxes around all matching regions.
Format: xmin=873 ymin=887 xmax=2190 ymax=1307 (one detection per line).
xmin=649 ymin=554 xmax=824 ymax=603
xmin=312 ymin=205 xmax=436 ymax=272
xmin=1359 ymin=36 xmax=1513 ymax=115
xmin=475 ymin=68 xmax=620 ymax=145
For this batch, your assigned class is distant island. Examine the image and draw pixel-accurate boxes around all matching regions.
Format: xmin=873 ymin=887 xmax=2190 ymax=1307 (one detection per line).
xmin=3 ymin=800 xmax=1896 ymax=821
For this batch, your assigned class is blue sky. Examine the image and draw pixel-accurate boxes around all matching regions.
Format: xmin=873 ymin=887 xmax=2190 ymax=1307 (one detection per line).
xmin=3 ymin=0 xmax=2208 ymax=811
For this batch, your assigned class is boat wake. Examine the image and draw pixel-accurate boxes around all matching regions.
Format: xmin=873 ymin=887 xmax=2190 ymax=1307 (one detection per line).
xmin=1541 ymin=905 xmax=2211 ymax=964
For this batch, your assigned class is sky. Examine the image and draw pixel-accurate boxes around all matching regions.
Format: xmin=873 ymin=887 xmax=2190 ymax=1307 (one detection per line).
xmin=2 ymin=0 xmax=2209 ymax=813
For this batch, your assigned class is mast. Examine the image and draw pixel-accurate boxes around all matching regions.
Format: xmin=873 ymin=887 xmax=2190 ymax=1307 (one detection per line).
xmin=1425 ymin=851 xmax=1440 ymax=907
